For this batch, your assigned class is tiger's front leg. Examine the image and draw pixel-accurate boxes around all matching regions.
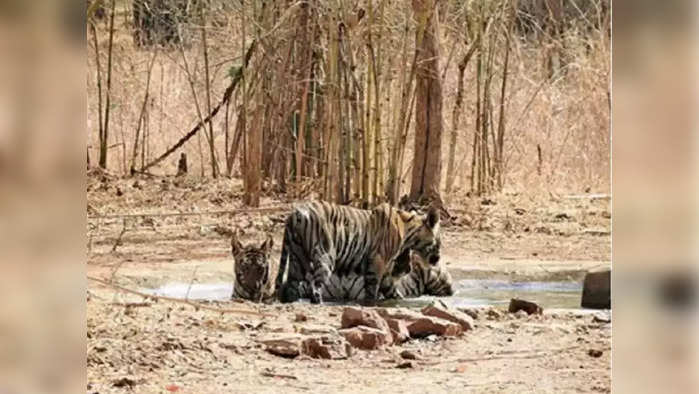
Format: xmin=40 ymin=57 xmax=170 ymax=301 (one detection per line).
xmin=309 ymin=250 xmax=333 ymax=304
xmin=361 ymin=256 xmax=384 ymax=305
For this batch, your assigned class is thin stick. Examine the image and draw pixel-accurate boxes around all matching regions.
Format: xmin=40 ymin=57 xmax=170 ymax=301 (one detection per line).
xmin=87 ymin=276 xmax=273 ymax=317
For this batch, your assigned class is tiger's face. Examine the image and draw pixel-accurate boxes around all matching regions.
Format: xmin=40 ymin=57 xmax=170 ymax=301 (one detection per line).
xmin=231 ymin=232 xmax=274 ymax=296
xmin=406 ymin=207 xmax=441 ymax=267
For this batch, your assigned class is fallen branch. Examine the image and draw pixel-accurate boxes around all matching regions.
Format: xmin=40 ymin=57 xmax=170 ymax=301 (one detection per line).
xmin=141 ymin=40 xmax=257 ymax=172
xmin=87 ymin=275 xmax=273 ymax=318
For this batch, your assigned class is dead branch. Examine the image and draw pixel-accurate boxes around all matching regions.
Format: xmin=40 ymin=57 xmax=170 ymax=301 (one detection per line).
xmin=141 ymin=40 xmax=257 ymax=172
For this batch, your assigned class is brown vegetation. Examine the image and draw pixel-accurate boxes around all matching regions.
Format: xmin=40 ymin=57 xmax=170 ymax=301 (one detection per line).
xmin=87 ymin=0 xmax=610 ymax=208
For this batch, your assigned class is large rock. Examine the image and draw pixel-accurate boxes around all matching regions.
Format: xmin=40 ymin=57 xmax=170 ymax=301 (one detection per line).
xmin=422 ymin=302 xmax=474 ymax=331
xmin=581 ymin=267 xmax=610 ymax=309
xmin=407 ymin=316 xmax=463 ymax=338
xmin=376 ymin=307 xmax=424 ymax=322
xmin=384 ymin=318 xmax=410 ymax=344
xmin=341 ymin=307 xmax=393 ymax=344
xmin=339 ymin=326 xmax=389 ymax=350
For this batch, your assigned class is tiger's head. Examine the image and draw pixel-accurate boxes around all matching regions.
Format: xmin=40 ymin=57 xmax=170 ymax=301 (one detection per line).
xmin=231 ymin=231 xmax=274 ymax=297
xmin=402 ymin=206 xmax=441 ymax=267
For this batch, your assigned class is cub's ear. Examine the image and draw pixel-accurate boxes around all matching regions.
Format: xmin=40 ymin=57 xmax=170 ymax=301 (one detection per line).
xmin=260 ymin=235 xmax=274 ymax=253
xmin=426 ymin=207 xmax=440 ymax=230
xmin=231 ymin=230 xmax=243 ymax=256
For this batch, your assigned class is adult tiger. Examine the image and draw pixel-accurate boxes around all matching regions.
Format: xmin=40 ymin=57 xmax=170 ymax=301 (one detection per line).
xmin=230 ymin=231 xmax=275 ymax=302
xmin=275 ymin=201 xmax=441 ymax=304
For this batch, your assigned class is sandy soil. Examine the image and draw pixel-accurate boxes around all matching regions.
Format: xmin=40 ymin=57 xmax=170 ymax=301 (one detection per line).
xmin=87 ymin=173 xmax=611 ymax=393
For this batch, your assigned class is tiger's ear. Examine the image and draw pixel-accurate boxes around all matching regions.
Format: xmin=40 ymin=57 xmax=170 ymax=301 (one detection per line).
xmin=426 ymin=207 xmax=440 ymax=230
xmin=260 ymin=235 xmax=273 ymax=253
xmin=231 ymin=230 xmax=243 ymax=256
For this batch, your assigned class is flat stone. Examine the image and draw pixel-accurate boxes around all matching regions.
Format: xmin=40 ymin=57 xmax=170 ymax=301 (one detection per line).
xmin=339 ymin=326 xmax=389 ymax=350
xmin=259 ymin=334 xmax=303 ymax=358
xmin=399 ymin=350 xmax=419 ymax=360
xmin=422 ymin=302 xmax=474 ymax=331
xmin=341 ymin=307 xmax=393 ymax=344
xmin=407 ymin=316 xmax=463 ymax=338
xmin=376 ymin=307 xmax=424 ymax=322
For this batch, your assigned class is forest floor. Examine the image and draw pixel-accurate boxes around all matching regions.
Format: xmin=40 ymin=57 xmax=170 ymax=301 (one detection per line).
xmin=86 ymin=171 xmax=611 ymax=393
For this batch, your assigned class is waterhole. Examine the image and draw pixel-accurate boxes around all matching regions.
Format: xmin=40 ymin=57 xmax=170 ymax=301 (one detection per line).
xmin=143 ymin=279 xmax=583 ymax=309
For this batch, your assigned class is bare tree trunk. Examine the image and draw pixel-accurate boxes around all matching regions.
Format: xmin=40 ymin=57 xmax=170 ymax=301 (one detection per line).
xmin=89 ymin=22 xmax=104 ymax=170
xmin=201 ymin=7 xmax=219 ymax=178
xmin=409 ymin=0 xmax=444 ymax=207
xmin=386 ymin=5 xmax=418 ymax=204
xmin=100 ymin=0 xmax=116 ymax=169
xmin=445 ymin=42 xmax=477 ymax=194
xmin=130 ymin=52 xmax=158 ymax=174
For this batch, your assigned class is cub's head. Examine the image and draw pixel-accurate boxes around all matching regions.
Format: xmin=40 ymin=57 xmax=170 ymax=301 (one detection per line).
xmin=231 ymin=231 xmax=274 ymax=294
xmin=402 ymin=206 xmax=441 ymax=266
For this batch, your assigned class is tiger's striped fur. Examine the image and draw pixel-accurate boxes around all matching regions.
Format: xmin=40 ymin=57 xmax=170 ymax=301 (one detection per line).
xmin=275 ymin=201 xmax=441 ymax=304
xmin=231 ymin=232 xmax=275 ymax=302
xmin=382 ymin=255 xmax=454 ymax=298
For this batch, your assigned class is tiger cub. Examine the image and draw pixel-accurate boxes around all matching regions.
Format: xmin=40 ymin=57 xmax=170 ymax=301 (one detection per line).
xmin=230 ymin=231 xmax=275 ymax=302
xmin=382 ymin=252 xmax=454 ymax=299
xmin=275 ymin=201 xmax=441 ymax=304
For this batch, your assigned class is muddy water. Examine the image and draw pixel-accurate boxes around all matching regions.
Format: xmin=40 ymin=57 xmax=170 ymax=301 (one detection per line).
xmin=143 ymin=278 xmax=583 ymax=309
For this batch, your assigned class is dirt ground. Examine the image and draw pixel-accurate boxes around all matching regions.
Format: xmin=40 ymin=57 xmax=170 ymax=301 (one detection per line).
xmin=87 ymin=173 xmax=611 ymax=393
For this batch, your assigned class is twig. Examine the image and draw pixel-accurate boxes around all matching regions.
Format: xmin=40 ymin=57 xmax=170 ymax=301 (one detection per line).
xmin=185 ymin=265 xmax=200 ymax=301
xmin=87 ymin=276 xmax=273 ymax=317
xmin=260 ymin=371 xmax=298 ymax=380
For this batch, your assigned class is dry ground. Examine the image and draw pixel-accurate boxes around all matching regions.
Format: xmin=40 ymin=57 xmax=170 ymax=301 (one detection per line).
xmin=87 ymin=172 xmax=611 ymax=393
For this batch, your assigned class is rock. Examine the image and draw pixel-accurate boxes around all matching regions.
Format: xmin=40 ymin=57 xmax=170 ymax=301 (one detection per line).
xmin=508 ymin=298 xmax=543 ymax=315
xmin=341 ymin=307 xmax=393 ymax=344
xmin=298 ymin=324 xmax=337 ymax=336
xmin=422 ymin=302 xmax=474 ymax=331
xmin=458 ymin=307 xmax=480 ymax=320
xmin=485 ymin=308 xmax=503 ymax=320
xmin=588 ymin=349 xmax=603 ymax=358
xmin=399 ymin=350 xmax=419 ymax=360
xmin=384 ymin=318 xmax=410 ymax=344
xmin=396 ymin=361 xmax=414 ymax=369
xmin=301 ymin=338 xmax=332 ymax=359
xmin=376 ymin=307 xmax=424 ymax=322
xmin=295 ymin=313 xmax=308 ymax=322
xmin=581 ymin=267 xmax=610 ymax=309
xmin=339 ymin=326 xmax=389 ymax=350
xmin=259 ymin=335 xmax=302 ymax=358
xmin=407 ymin=316 xmax=463 ymax=338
